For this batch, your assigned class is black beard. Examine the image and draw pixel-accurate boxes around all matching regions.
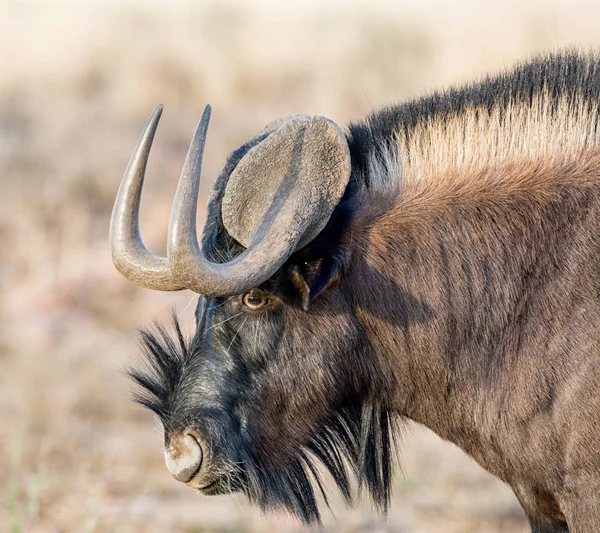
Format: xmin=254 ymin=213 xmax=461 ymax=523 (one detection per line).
xmin=127 ymin=315 xmax=400 ymax=524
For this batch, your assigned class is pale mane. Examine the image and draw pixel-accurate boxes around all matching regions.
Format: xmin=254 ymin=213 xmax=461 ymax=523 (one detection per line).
xmin=396 ymin=91 xmax=600 ymax=184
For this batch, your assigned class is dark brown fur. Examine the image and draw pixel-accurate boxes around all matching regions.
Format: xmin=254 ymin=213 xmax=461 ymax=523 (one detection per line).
xmin=346 ymin=147 xmax=600 ymax=530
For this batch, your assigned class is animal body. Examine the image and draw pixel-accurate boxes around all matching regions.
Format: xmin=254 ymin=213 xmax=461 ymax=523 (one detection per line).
xmin=110 ymin=51 xmax=600 ymax=532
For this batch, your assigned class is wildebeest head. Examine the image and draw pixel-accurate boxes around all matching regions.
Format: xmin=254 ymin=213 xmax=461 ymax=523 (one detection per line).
xmin=110 ymin=106 xmax=397 ymax=522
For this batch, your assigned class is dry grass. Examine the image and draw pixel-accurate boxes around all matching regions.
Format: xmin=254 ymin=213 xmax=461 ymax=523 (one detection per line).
xmin=2 ymin=0 xmax=599 ymax=531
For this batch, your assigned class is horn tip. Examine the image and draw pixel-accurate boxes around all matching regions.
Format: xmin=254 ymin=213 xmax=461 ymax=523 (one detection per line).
xmin=148 ymin=105 xmax=163 ymax=123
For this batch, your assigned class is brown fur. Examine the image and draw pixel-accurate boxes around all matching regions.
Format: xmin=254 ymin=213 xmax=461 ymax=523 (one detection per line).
xmin=346 ymin=134 xmax=600 ymax=529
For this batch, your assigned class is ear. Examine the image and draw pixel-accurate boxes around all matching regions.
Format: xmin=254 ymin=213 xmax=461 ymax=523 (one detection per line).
xmin=288 ymin=256 xmax=342 ymax=311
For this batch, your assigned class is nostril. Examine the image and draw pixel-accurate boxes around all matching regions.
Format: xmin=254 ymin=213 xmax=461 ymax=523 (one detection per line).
xmin=164 ymin=433 xmax=203 ymax=482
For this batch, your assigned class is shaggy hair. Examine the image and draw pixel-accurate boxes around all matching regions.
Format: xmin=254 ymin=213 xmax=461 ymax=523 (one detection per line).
xmin=129 ymin=316 xmax=399 ymax=522
xmin=350 ymin=50 xmax=600 ymax=190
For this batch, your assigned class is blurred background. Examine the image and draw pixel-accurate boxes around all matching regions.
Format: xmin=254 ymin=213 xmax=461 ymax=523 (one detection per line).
xmin=2 ymin=0 xmax=600 ymax=531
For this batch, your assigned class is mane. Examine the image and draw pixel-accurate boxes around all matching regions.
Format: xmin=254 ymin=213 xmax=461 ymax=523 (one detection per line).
xmin=348 ymin=50 xmax=600 ymax=196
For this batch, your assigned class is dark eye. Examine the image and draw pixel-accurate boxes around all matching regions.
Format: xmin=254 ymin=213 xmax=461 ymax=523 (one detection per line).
xmin=242 ymin=290 xmax=268 ymax=310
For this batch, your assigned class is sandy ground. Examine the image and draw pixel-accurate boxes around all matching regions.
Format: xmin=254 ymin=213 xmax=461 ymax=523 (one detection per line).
xmin=2 ymin=1 xmax=600 ymax=531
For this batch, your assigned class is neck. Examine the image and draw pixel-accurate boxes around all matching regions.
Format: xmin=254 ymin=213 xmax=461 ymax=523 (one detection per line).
xmin=346 ymin=151 xmax=600 ymax=451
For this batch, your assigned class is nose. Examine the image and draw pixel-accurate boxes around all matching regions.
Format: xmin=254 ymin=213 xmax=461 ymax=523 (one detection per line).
xmin=164 ymin=433 xmax=203 ymax=482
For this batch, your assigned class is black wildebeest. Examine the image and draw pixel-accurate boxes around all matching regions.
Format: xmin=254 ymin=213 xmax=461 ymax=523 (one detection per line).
xmin=110 ymin=51 xmax=600 ymax=532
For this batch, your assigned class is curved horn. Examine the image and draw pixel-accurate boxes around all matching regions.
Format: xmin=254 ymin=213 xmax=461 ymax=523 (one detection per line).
xmin=109 ymin=105 xmax=184 ymax=291
xmin=111 ymin=106 xmax=350 ymax=297
xmin=167 ymin=107 xmax=310 ymax=296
